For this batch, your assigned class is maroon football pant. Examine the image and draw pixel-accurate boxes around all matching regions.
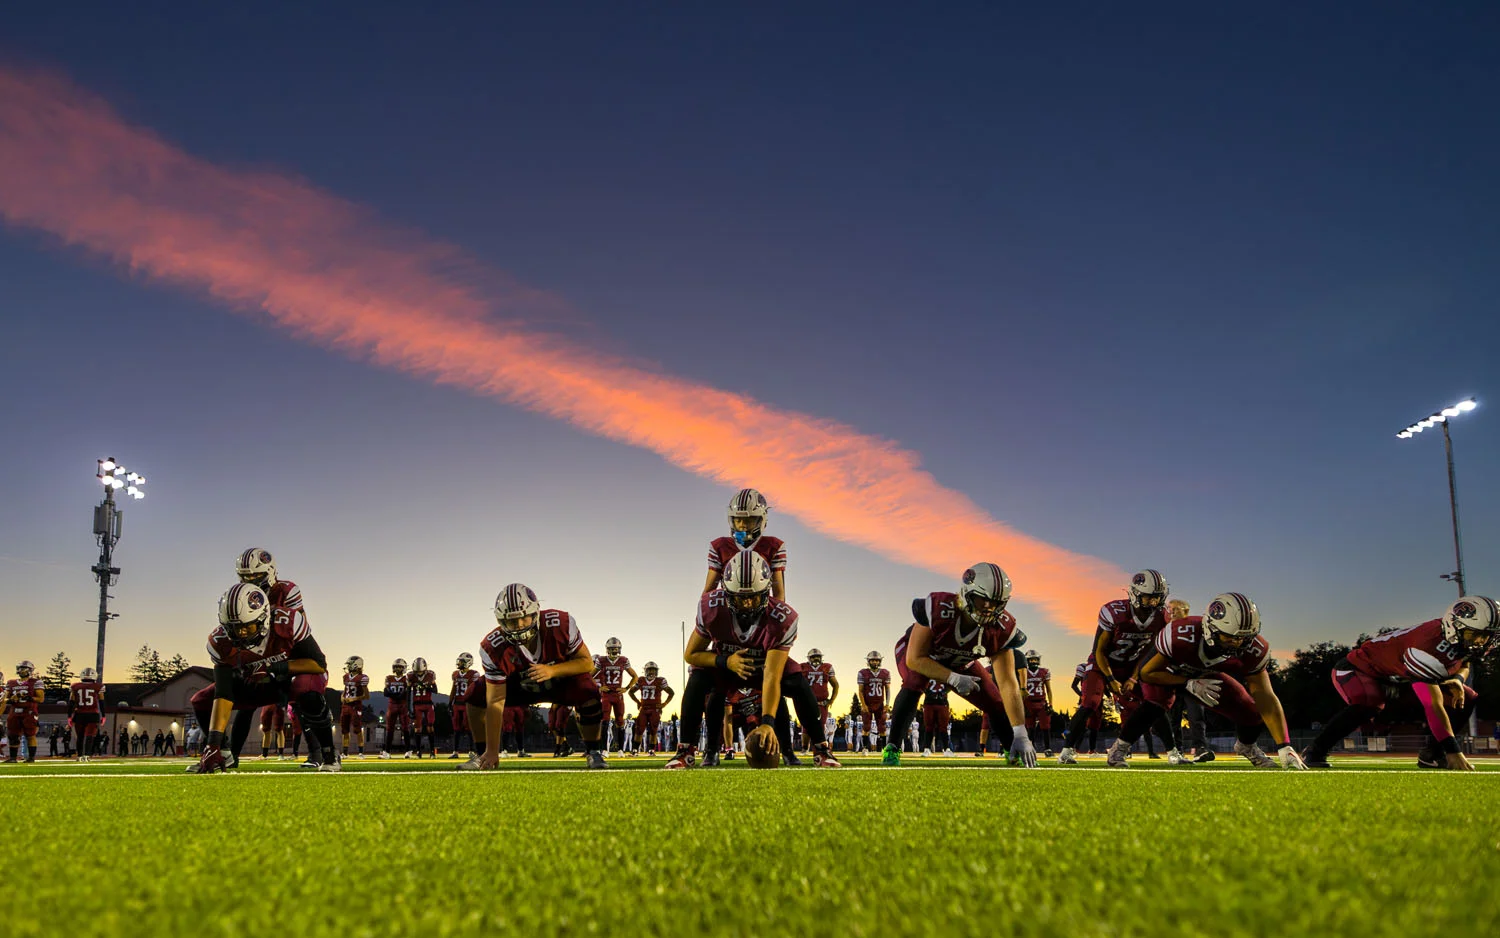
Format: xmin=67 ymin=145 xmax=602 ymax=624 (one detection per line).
xmin=1142 ymin=673 xmax=1260 ymax=729
xmin=1024 ymin=704 xmax=1050 ymax=731
xmin=637 ymin=710 xmax=661 ymax=747
xmin=548 ymin=705 xmax=572 ymax=734
xmin=896 ymin=658 xmax=1011 ymax=740
xmin=339 ymin=704 xmax=363 ymax=735
xmin=923 ymin=705 xmax=950 ymax=734
xmin=450 ymin=702 xmax=469 ymax=732
xmin=601 ymin=692 xmax=626 ymax=725
xmin=858 ymin=705 xmax=887 ymax=734
xmin=259 ymin=705 xmax=285 ymax=735
xmin=412 ymin=704 xmax=436 ymax=733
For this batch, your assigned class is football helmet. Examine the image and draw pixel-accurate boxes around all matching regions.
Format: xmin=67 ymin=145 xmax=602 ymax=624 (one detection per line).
xmin=807 ymin=648 xmax=824 ymax=666
xmin=494 ymin=583 xmax=542 ymax=644
xmin=1441 ymin=596 xmax=1500 ymax=654
xmin=721 ymin=550 xmax=773 ymax=624
xmin=456 ymin=652 xmax=474 ymax=671
xmin=1203 ymin=593 xmax=1261 ymax=654
xmin=728 ymin=488 xmax=770 ymax=548
xmin=866 ymin=651 xmax=883 ymax=671
xmin=606 ymin=637 xmax=622 ymax=658
xmin=1025 ymin=650 xmax=1041 ymax=669
xmin=80 ymin=667 xmax=99 ymax=682
xmin=644 ymin=661 xmax=660 ymax=677
xmin=345 ymin=656 xmax=364 ymax=674
xmin=15 ymin=660 xmax=36 ymax=679
xmin=957 ymin=563 xmax=1012 ymax=626
xmin=235 ymin=548 xmax=278 ymax=588
xmin=411 ymin=657 xmax=428 ymax=675
xmin=1128 ymin=570 xmax=1169 ymax=614
xmin=218 ymin=583 xmax=272 ymax=648
xmin=391 ymin=658 xmax=408 ymax=676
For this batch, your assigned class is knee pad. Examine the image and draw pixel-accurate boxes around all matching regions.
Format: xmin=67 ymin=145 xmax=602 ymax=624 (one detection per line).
xmin=576 ymin=700 xmax=603 ymax=726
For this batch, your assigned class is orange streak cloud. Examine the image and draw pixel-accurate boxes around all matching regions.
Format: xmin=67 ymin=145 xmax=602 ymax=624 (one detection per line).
xmin=0 ymin=66 xmax=1127 ymax=634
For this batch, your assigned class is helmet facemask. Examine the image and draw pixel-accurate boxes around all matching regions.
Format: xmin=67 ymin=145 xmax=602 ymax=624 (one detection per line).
xmin=226 ymin=609 xmax=269 ymax=649
xmin=498 ymin=613 xmax=540 ymax=645
xmin=727 ymin=589 xmax=769 ymax=626
xmin=728 ymin=488 xmax=770 ymax=548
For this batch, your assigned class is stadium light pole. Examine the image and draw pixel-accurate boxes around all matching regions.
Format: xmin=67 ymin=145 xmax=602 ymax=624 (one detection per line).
xmin=93 ymin=457 xmax=146 ymax=681
xmin=1396 ymin=399 xmax=1477 ymax=597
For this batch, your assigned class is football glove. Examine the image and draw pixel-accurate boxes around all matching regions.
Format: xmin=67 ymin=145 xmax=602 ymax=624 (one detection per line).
xmin=1184 ymin=677 xmax=1223 ymax=707
xmin=1277 ymin=745 xmax=1306 ymax=770
xmin=1009 ymin=727 xmax=1037 ymax=768
xmin=267 ymin=661 xmax=291 ymax=682
xmin=946 ymin=672 xmax=980 ymax=696
xmin=193 ymin=746 xmax=227 ymax=775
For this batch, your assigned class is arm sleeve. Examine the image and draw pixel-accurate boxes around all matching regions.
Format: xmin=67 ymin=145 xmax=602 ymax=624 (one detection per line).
xmin=213 ymin=665 xmax=236 ymax=699
xmin=289 ymin=634 xmax=327 ymax=670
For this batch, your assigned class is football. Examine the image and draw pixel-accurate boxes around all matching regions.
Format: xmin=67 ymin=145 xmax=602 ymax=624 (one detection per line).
xmin=744 ymin=728 xmax=780 ymax=770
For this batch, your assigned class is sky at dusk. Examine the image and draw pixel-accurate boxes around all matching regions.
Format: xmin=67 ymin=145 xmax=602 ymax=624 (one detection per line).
xmin=1 ymin=4 xmax=1497 ymax=713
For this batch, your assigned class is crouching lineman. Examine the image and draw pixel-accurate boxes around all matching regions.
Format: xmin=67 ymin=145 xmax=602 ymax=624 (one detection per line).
xmin=462 ymin=584 xmax=609 ymax=770
xmin=1109 ymin=593 xmax=1303 ymax=769
xmin=1302 ymin=596 xmax=1496 ymax=770
xmin=881 ymin=564 xmax=1036 ymax=767
xmin=4 ymin=661 xmax=45 ymax=763
xmin=667 ymin=550 xmax=841 ymax=769
xmin=189 ymin=582 xmax=340 ymax=773
xmin=340 ymin=656 xmax=369 ymax=758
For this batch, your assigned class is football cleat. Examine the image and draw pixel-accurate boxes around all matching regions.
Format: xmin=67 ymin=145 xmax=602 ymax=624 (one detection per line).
xmin=702 ymin=750 xmax=722 ymax=767
xmin=403 ymin=750 xmax=413 ymax=759
xmin=379 ymin=751 xmax=392 ymax=760
xmin=318 ymin=758 xmax=342 ymax=773
xmin=493 ymin=584 xmax=542 ymax=643
xmin=728 ymin=488 xmax=770 ymax=547
xmin=782 ymin=751 xmax=802 ymax=767
xmin=665 ymin=745 xmax=697 ymax=769
xmin=942 ymin=748 xmax=954 ymax=757
xmin=1043 ymin=749 xmax=1054 ymax=758
xmin=1203 ymin=593 xmax=1261 ymax=654
xmin=1147 ymin=752 xmax=1161 ymax=759
xmin=921 ymin=747 xmax=932 ymax=757
xmin=448 ymin=751 xmax=460 ymax=759
xmin=1233 ymin=741 xmax=1276 ymax=767
xmin=813 ymin=743 xmax=842 ymax=768
xmin=301 ymin=757 xmax=321 ymax=769
xmin=1416 ymin=750 xmax=1443 ymax=769
xmin=235 ymin=548 xmax=278 ymax=588
xmin=1127 ymin=570 xmax=1170 ymax=615
xmin=1166 ymin=748 xmax=1185 ymax=765
xmin=957 ymin=563 xmax=1012 ymax=625
xmin=881 ymin=744 xmax=901 ymax=767
xmin=218 ymin=583 xmax=272 ymax=648
xmin=456 ymin=753 xmax=485 ymax=771
xmin=1300 ymin=749 xmax=1331 ymax=769
xmin=1106 ymin=739 xmax=1131 ymax=768
xmin=585 ymin=750 xmax=608 ymax=770
xmin=1192 ymin=749 xmax=1215 ymax=763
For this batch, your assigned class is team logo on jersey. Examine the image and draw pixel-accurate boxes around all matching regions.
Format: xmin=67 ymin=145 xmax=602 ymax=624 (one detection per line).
xmin=1207 ymin=600 xmax=1227 ymax=620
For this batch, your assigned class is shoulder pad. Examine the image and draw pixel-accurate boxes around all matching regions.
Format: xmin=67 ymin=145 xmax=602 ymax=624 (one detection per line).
xmin=912 ymin=598 xmax=928 ymax=627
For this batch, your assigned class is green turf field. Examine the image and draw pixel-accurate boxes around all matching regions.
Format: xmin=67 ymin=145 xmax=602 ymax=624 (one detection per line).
xmin=3 ymin=755 xmax=1496 ymax=937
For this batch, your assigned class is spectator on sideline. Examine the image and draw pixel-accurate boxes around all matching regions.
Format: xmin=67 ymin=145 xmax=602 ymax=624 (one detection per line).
xmin=118 ymin=728 xmax=129 ymax=756
xmin=165 ymin=729 xmax=177 ymax=756
xmin=152 ymin=730 xmax=164 ymax=756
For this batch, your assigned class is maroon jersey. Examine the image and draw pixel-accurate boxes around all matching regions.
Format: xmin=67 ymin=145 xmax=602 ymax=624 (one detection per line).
xmin=694 ymin=590 xmax=799 ymax=675
xmin=206 ymin=600 xmax=313 ymax=672
xmin=69 ymin=680 xmax=104 ymax=716
xmin=341 ymin=672 xmax=370 ymax=702
xmin=707 ymin=535 xmax=788 ymax=584
xmin=856 ymin=668 xmax=891 ymax=708
xmin=479 ymin=609 xmax=584 ymax=686
xmin=895 ymin=591 xmax=1025 ymax=671
xmin=803 ymin=661 xmax=836 ymax=700
xmin=5 ymin=677 xmax=43 ymax=712
xmin=409 ymin=670 xmax=438 ymax=705
xmin=451 ymin=668 xmax=479 ymax=700
xmin=1346 ymin=620 xmax=1468 ymax=684
xmin=634 ymin=675 xmax=670 ymax=710
xmin=923 ymin=678 xmax=951 ymax=705
xmin=592 ymin=655 xmax=631 ymax=693
xmin=1096 ymin=599 xmax=1169 ymax=667
xmin=1024 ymin=667 xmax=1051 ymax=704
xmin=1152 ymin=617 xmax=1270 ymax=680
xmin=382 ymin=674 xmax=408 ymax=704
xmin=266 ymin=579 xmax=304 ymax=613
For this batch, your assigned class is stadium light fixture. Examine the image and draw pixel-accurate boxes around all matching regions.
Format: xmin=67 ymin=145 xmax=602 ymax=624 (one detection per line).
xmin=1396 ymin=400 xmax=1477 ymax=597
xmin=92 ymin=456 xmax=149 ymax=680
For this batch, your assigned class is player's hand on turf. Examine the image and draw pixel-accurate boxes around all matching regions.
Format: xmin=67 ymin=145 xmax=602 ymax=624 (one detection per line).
xmin=1445 ymin=752 xmax=1474 ymax=771
xmin=726 ymin=652 xmax=755 ymax=680
xmin=479 ymin=749 xmax=499 ymax=770
xmin=1009 ymin=733 xmax=1037 ymax=768
xmin=1185 ymin=677 xmax=1222 ymax=707
xmin=1277 ymin=745 xmax=1306 ymax=770
xmin=525 ymin=663 xmax=558 ymax=683
xmin=194 ymin=746 xmax=226 ymax=775
xmin=946 ymin=672 xmax=979 ymax=695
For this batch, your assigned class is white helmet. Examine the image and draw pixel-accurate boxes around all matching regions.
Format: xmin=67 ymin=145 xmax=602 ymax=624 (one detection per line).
xmin=391 ymin=658 xmax=408 ymax=675
xmin=644 ymin=661 xmax=660 ymax=676
xmin=218 ymin=583 xmax=272 ymax=648
xmin=235 ymin=548 xmax=278 ymax=588
xmin=958 ymin=563 xmax=1012 ymax=626
xmin=15 ymin=660 xmax=36 ymax=679
xmin=494 ymin=583 xmax=542 ymax=644
xmin=807 ymin=648 xmax=824 ymax=665
xmin=1025 ymin=649 xmax=1041 ymax=668
xmin=1128 ymin=570 xmax=1169 ymax=614
xmin=722 ymin=550 xmax=773 ymax=624
xmin=456 ymin=652 xmax=474 ymax=671
xmin=1441 ymin=596 xmax=1500 ymax=654
xmin=411 ymin=657 xmax=428 ymax=675
xmin=606 ymin=637 xmax=622 ymax=657
xmin=866 ymin=651 xmax=883 ymax=670
xmin=728 ymin=488 xmax=770 ymax=548
xmin=1203 ymin=593 xmax=1261 ymax=653
xmin=345 ymin=656 xmax=364 ymax=674
xmin=80 ymin=667 xmax=99 ymax=682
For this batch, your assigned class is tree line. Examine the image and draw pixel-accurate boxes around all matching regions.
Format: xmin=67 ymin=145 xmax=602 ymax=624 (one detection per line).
xmin=39 ymin=645 xmax=193 ymax=690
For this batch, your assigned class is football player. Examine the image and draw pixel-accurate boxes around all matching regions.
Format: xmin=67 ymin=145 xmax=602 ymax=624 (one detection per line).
xmin=1112 ymin=593 xmax=1303 ymax=769
xmin=408 ymin=657 xmax=439 ymax=758
xmin=548 ymin=704 xmax=573 ymax=757
xmin=258 ymin=703 xmax=285 ymax=759
xmin=668 ymin=550 xmax=840 ymax=769
xmin=1302 ymin=596 xmax=1496 ymax=770
xmin=4 ymin=661 xmax=45 ymax=763
xmin=1023 ymin=650 xmax=1054 ymax=755
xmin=855 ymin=651 xmax=891 ymax=752
xmin=1059 ymin=571 xmax=1174 ymax=764
xmin=802 ymin=649 xmax=838 ymax=751
xmin=629 ymin=662 xmax=674 ymax=756
xmin=881 ymin=563 xmax=1036 ymax=768
xmin=449 ymin=653 xmax=478 ymax=758
xmin=461 ymin=584 xmax=608 ymax=770
xmin=187 ymin=582 xmax=339 ymax=773
xmin=340 ymin=656 xmax=370 ymax=758
xmin=501 ymin=704 xmax=532 ymax=757
xmin=593 ymin=638 xmax=638 ymax=752
xmin=921 ymin=679 xmax=953 ymax=755
xmin=68 ymin=667 xmax=105 ymax=761
xmin=380 ymin=658 xmax=411 ymax=759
